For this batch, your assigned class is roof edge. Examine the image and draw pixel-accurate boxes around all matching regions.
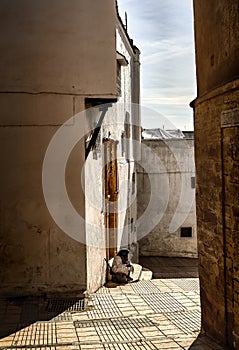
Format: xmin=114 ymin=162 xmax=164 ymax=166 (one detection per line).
xmin=115 ymin=0 xmax=140 ymax=54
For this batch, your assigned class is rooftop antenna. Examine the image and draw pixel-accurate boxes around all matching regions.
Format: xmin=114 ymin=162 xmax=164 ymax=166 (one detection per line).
xmin=125 ymin=11 xmax=128 ymax=31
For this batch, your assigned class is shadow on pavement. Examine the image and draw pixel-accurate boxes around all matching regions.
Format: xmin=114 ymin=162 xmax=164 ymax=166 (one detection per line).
xmin=139 ymin=256 xmax=199 ymax=279
xmin=189 ymin=333 xmax=228 ymax=349
xmin=0 ymin=295 xmax=85 ymax=339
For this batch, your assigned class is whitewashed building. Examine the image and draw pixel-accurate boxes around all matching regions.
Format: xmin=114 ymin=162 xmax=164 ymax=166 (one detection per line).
xmin=84 ymin=6 xmax=141 ymax=291
xmin=137 ymin=129 xmax=197 ymax=258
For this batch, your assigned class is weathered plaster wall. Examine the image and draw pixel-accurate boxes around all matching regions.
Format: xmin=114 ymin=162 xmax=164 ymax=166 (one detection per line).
xmin=83 ymin=104 xmax=106 ymax=294
xmin=104 ymin=23 xmax=139 ymax=260
xmin=0 ymin=96 xmax=87 ymax=296
xmin=83 ymin=18 xmax=140 ymax=291
xmin=193 ymin=0 xmax=239 ymax=347
xmin=116 ymin=23 xmax=140 ymax=261
xmin=0 ymin=0 xmax=116 ymax=96
xmin=137 ymin=139 xmax=197 ymax=258
xmin=0 ymin=0 xmax=117 ymax=296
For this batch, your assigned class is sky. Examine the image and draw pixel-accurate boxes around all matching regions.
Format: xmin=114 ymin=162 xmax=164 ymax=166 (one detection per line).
xmin=117 ymin=0 xmax=197 ymax=131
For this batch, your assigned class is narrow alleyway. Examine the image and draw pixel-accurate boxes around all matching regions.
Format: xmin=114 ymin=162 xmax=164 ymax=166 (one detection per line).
xmin=0 ymin=258 xmax=227 ymax=350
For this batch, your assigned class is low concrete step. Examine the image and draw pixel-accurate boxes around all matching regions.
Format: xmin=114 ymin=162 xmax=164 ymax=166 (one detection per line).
xmin=130 ymin=263 xmax=142 ymax=282
xmin=130 ymin=264 xmax=153 ymax=282
xmin=139 ymin=267 xmax=153 ymax=281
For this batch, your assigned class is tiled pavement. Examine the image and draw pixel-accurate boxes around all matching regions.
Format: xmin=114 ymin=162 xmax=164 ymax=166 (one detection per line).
xmin=0 ymin=258 xmax=227 ymax=349
xmin=0 ymin=277 xmax=226 ymax=350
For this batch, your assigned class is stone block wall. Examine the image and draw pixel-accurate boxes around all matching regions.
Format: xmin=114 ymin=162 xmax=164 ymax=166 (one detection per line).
xmin=194 ymin=81 xmax=239 ymax=347
xmin=193 ymin=1 xmax=239 ymax=346
xmin=222 ymin=103 xmax=239 ymax=348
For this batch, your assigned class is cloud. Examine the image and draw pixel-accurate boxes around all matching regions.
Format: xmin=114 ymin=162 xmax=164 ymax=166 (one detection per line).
xmin=117 ymin=0 xmax=196 ymax=130
xmin=142 ymin=95 xmax=194 ymax=106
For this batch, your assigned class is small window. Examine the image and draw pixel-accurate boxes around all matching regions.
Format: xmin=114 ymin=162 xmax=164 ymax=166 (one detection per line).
xmin=131 ymin=218 xmax=134 ymax=232
xmin=117 ymin=62 xmax=121 ymax=95
xmin=121 ymin=131 xmax=126 ymax=156
xmin=180 ymin=227 xmax=192 ymax=238
xmin=132 ymin=172 xmax=135 ymax=195
xmin=116 ymin=52 xmax=128 ymax=97
xmin=191 ymin=177 xmax=196 ymax=189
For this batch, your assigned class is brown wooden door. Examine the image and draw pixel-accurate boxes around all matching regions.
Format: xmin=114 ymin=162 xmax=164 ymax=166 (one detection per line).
xmin=103 ymin=138 xmax=118 ymax=260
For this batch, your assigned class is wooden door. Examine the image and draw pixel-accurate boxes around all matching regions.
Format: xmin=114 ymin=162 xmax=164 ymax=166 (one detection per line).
xmin=103 ymin=138 xmax=118 ymax=260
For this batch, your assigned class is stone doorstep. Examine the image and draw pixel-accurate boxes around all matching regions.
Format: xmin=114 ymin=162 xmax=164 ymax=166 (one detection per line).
xmin=130 ymin=264 xmax=153 ymax=282
xmin=139 ymin=267 xmax=153 ymax=281
xmin=130 ymin=263 xmax=142 ymax=281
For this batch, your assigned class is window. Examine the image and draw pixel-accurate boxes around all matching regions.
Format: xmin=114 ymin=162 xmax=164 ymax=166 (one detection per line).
xmin=121 ymin=131 xmax=126 ymax=157
xmin=191 ymin=177 xmax=196 ymax=189
xmin=116 ymin=51 xmax=128 ymax=96
xmin=132 ymin=172 xmax=135 ymax=195
xmin=180 ymin=227 xmax=193 ymax=238
xmin=124 ymin=112 xmax=131 ymax=160
xmin=117 ymin=61 xmax=121 ymax=95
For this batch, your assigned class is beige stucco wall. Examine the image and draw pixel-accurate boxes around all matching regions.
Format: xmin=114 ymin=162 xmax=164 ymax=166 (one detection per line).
xmin=137 ymin=139 xmax=197 ymax=258
xmin=0 ymin=0 xmax=117 ymax=296
xmin=0 ymin=0 xmax=117 ymax=96
xmin=0 ymin=96 xmax=87 ymax=296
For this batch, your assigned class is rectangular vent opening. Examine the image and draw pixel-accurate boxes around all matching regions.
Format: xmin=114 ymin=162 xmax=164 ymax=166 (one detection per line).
xmin=180 ymin=227 xmax=193 ymax=238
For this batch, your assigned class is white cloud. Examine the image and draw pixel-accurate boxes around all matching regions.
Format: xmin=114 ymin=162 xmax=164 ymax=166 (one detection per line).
xmin=117 ymin=0 xmax=196 ymax=130
xmin=142 ymin=95 xmax=194 ymax=105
